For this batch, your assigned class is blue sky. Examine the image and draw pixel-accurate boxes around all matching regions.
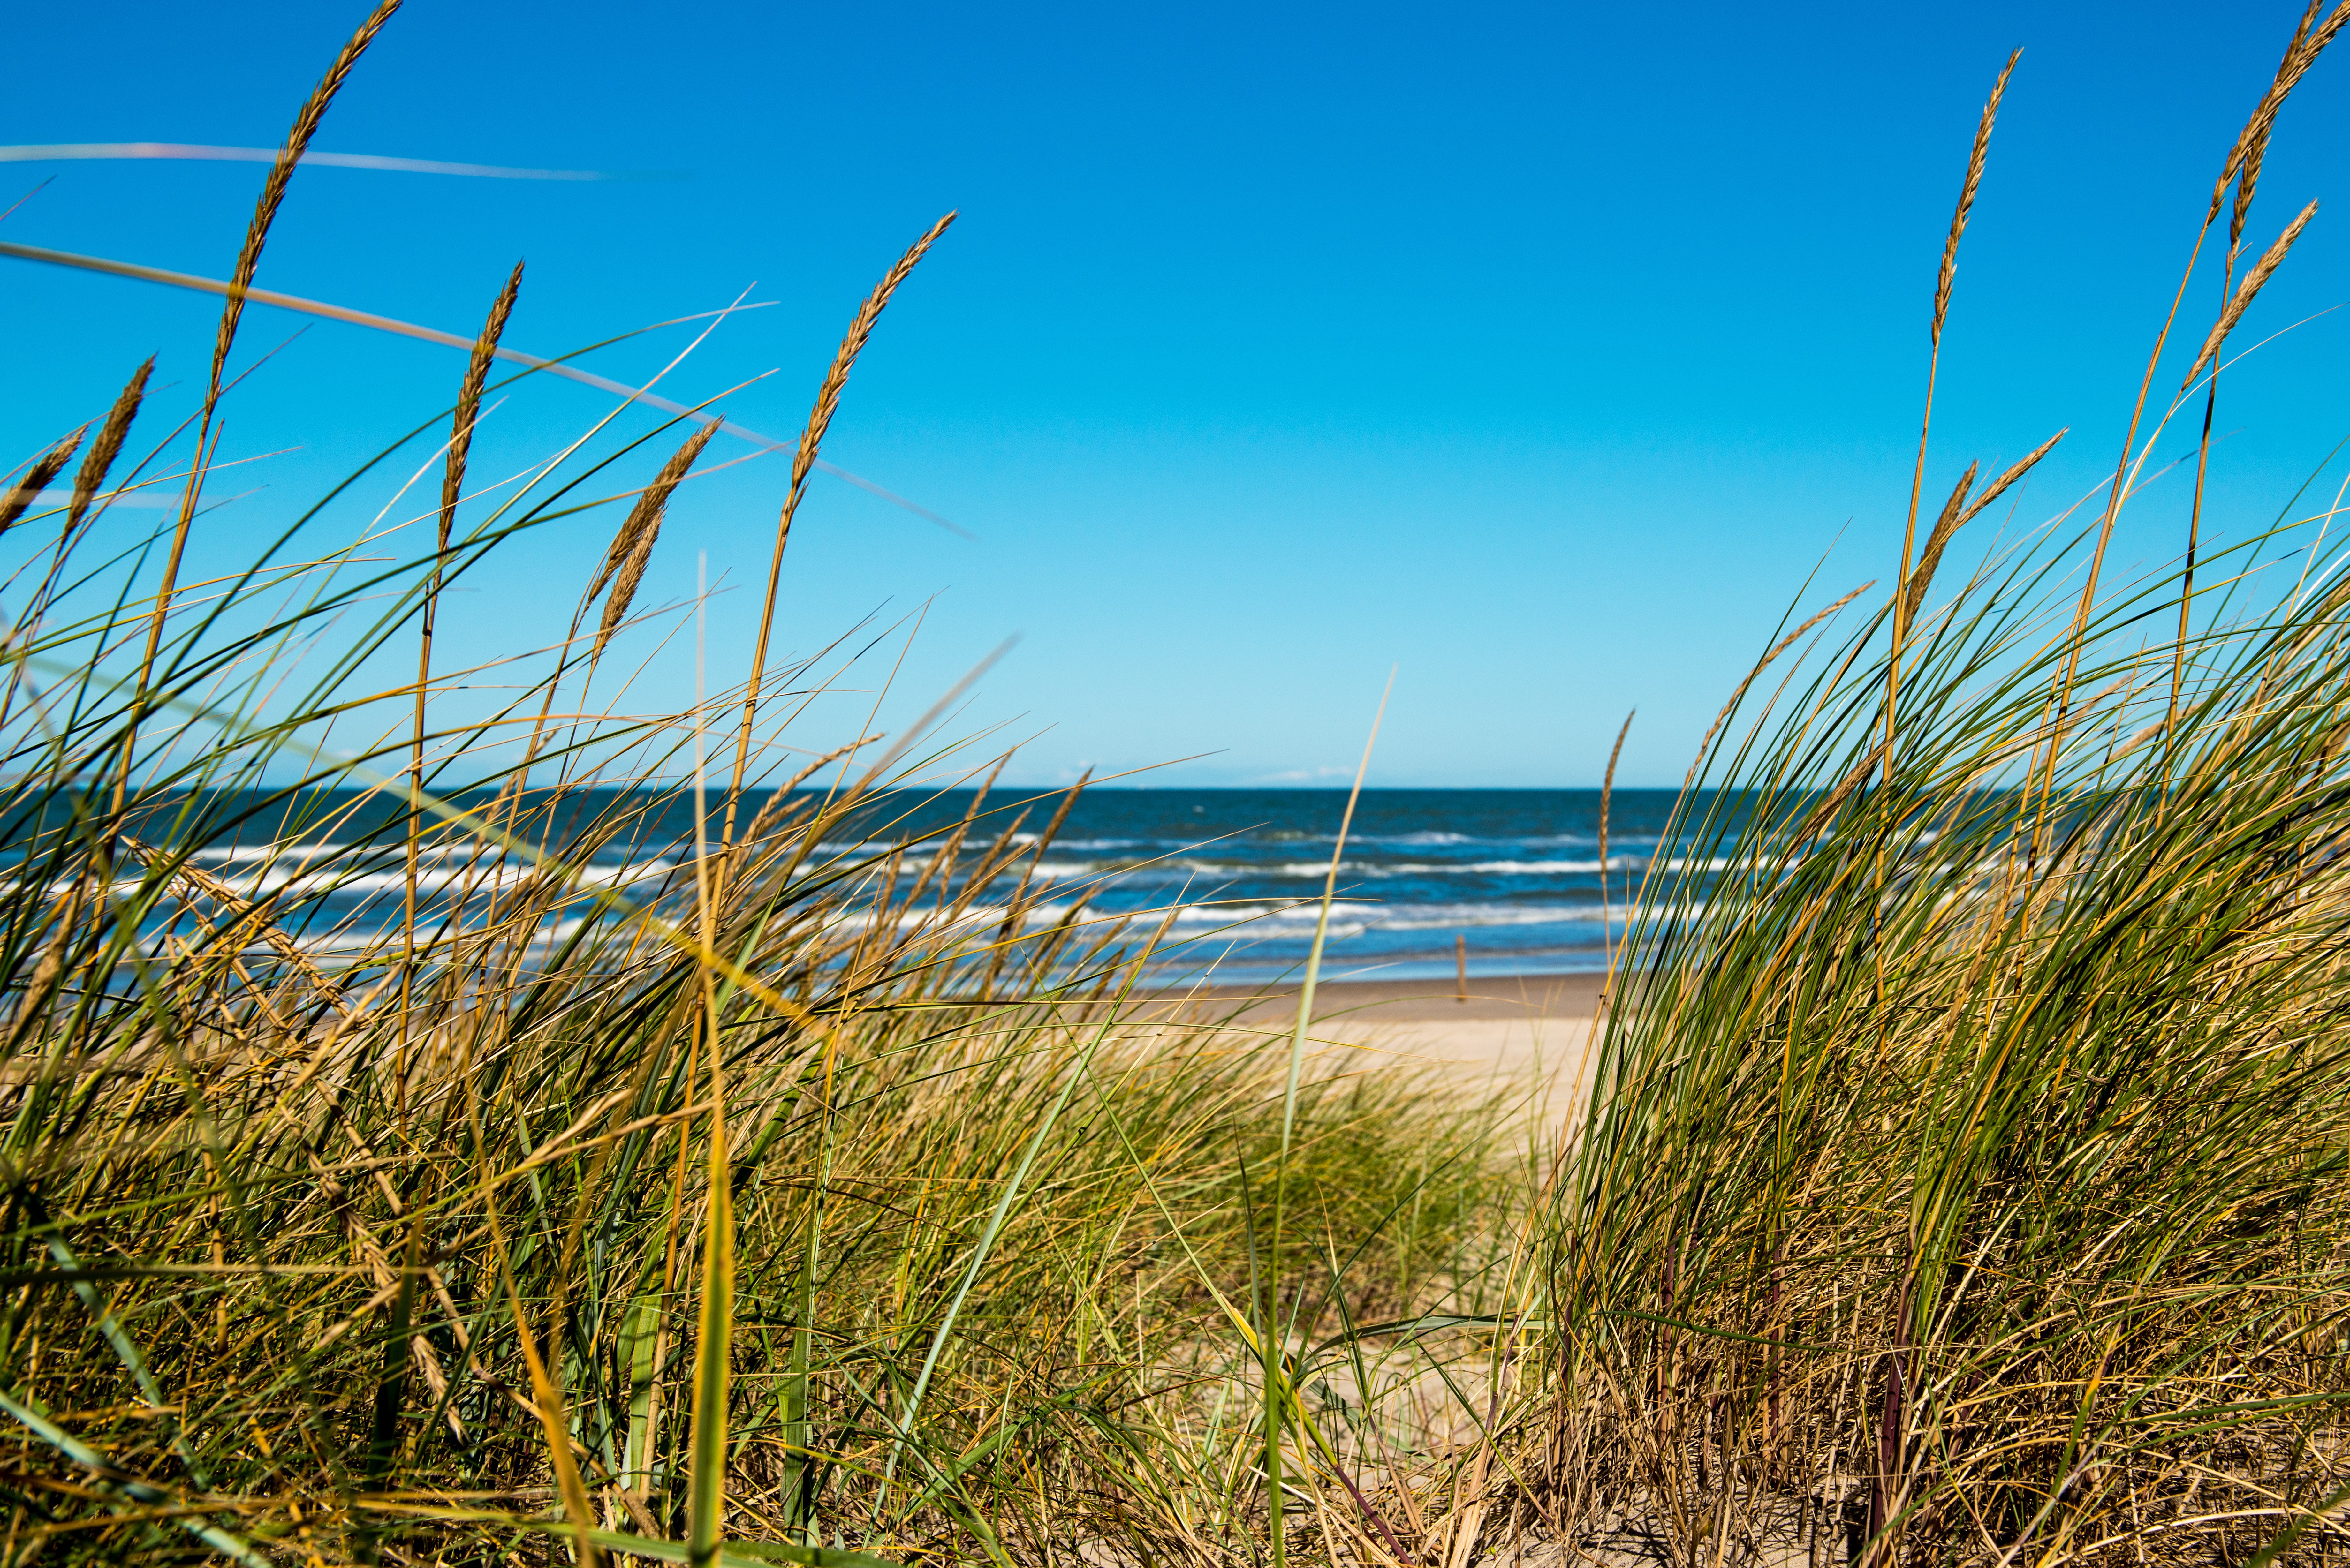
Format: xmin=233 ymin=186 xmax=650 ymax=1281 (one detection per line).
xmin=5 ymin=1 xmax=2349 ymax=787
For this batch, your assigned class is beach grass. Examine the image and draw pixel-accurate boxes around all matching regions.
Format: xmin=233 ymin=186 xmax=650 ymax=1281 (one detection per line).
xmin=9 ymin=3 xmax=2350 ymax=1564
xmin=1523 ymin=11 xmax=2350 ymax=1565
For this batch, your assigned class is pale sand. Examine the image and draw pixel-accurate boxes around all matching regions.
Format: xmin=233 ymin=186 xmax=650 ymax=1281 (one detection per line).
xmin=1138 ymin=972 xmax=1605 ymax=1083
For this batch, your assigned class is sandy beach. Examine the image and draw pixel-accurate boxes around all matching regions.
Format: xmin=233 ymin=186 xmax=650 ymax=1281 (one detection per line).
xmin=1136 ymin=971 xmax=1606 ymax=1089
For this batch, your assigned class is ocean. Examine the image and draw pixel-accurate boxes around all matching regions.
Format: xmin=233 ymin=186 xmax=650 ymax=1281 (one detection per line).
xmin=820 ymin=787 xmax=1684 ymax=984
xmin=143 ymin=787 xmax=1694 ymax=985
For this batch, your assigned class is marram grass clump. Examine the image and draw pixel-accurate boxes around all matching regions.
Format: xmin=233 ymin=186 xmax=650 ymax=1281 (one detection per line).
xmin=1503 ymin=12 xmax=2350 ymax=1568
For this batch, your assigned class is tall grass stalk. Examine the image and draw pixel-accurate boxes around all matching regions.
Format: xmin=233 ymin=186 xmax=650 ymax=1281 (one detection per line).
xmin=1263 ymin=667 xmax=1392 ymax=1568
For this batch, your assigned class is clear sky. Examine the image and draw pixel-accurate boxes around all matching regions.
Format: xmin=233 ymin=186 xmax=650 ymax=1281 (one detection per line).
xmin=5 ymin=2 xmax=2348 ymax=787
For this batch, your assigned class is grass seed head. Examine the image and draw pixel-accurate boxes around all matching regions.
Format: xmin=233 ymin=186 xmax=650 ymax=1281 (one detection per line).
xmin=1902 ymin=461 xmax=1980 ymax=627
xmin=65 ymin=357 xmax=152 ymax=532
xmin=0 ymin=424 xmax=89 ymax=533
xmin=788 ymin=213 xmax=958 ymax=502
xmin=594 ymin=419 xmax=721 ymax=659
xmin=2213 ymin=1 xmax=2346 ymax=243
xmin=1903 ymin=429 xmax=2064 ymax=624
xmin=1933 ymin=50 xmax=2019 ymax=345
xmin=208 ymin=0 xmax=402 ymax=411
xmin=2184 ymin=199 xmax=2317 ymax=389
xmin=439 ymin=260 xmax=524 ymax=552
xmin=1683 ymin=581 xmax=1874 ymax=793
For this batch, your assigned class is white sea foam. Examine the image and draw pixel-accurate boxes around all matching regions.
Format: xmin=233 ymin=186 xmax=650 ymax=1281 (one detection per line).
xmin=1371 ymin=904 xmax=1623 ymax=932
xmin=1364 ymin=858 xmax=1642 ymax=875
xmin=1099 ymin=856 xmax=1651 ymax=879
xmin=155 ymin=857 xmax=679 ymax=901
xmin=189 ymin=841 xmax=681 ymax=873
xmin=1160 ymin=902 xmax=1378 ymax=939
xmin=965 ymin=853 xmax=1683 ymax=889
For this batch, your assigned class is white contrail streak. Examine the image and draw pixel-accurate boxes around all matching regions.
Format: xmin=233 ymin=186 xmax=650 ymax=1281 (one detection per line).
xmin=0 ymin=142 xmax=665 ymax=181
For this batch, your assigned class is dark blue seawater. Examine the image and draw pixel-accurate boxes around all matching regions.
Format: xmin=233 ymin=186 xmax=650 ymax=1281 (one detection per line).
xmin=845 ymin=788 xmax=1688 ymax=984
xmin=100 ymin=788 xmax=1697 ymax=984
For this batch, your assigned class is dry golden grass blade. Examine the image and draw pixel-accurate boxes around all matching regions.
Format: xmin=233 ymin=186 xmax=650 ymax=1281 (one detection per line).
xmin=1597 ymin=707 xmax=1634 ymax=985
xmin=404 ymin=262 xmax=525 ymax=1116
xmin=438 ymin=261 xmax=523 ymax=552
xmin=2181 ymin=200 xmax=2318 ymax=390
xmin=1894 ymin=49 xmax=2019 ymax=781
xmin=1682 ymin=582 xmax=1875 ymax=793
xmin=498 ymin=1257 xmax=601 ymax=1568
xmin=205 ymin=0 xmax=403 ymax=412
xmin=1933 ymin=50 xmax=2020 ymax=345
xmin=132 ymin=0 xmax=402 ymax=775
xmin=685 ymin=1018 xmax=733 ymax=1568
xmin=1904 ymin=431 xmax=2064 ymax=625
xmin=592 ymin=420 xmax=720 ymax=661
xmin=723 ymin=212 xmax=957 ymax=848
xmin=0 ymin=424 xmax=88 ymax=533
xmin=64 ymin=358 xmax=151 ymax=532
xmin=2213 ymin=1 xmax=2347 ymax=243
xmin=117 ymin=835 xmax=354 ymax=1020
